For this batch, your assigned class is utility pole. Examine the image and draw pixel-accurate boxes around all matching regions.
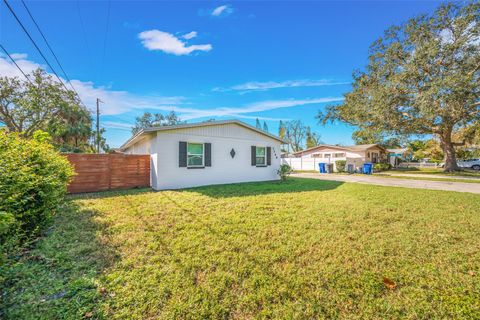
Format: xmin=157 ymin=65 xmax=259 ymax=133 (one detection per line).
xmin=96 ymin=98 xmax=103 ymax=153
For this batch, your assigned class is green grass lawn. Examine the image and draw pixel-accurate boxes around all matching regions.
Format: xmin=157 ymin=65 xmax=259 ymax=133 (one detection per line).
xmin=3 ymin=178 xmax=480 ymax=319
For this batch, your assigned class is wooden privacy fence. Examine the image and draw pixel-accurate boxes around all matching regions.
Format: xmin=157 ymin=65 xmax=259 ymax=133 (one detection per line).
xmin=65 ymin=154 xmax=150 ymax=193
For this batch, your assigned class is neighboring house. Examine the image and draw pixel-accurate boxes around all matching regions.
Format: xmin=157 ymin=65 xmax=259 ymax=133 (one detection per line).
xmin=120 ymin=120 xmax=285 ymax=190
xmin=292 ymin=143 xmax=387 ymax=171
xmin=387 ymin=148 xmax=412 ymax=167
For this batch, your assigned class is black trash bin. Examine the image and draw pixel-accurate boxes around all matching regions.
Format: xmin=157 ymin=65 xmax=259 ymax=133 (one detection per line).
xmin=347 ymin=164 xmax=354 ymax=173
xmin=326 ymin=163 xmax=334 ymax=173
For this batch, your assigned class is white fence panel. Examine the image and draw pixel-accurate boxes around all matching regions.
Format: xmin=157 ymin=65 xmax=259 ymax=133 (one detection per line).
xmin=282 ymin=157 xmax=367 ymax=172
xmin=399 ymin=162 xmax=440 ymax=168
xmin=282 ymin=157 xmax=323 ymax=171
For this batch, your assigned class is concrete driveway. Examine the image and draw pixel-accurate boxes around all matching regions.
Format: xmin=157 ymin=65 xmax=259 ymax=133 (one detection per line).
xmin=292 ymin=173 xmax=480 ymax=194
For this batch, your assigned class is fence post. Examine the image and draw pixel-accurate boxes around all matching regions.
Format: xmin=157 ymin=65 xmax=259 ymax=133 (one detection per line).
xmin=108 ymin=155 xmax=112 ymax=190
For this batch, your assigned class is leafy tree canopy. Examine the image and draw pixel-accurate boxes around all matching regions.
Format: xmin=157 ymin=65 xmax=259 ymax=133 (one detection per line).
xmin=131 ymin=111 xmax=184 ymax=134
xmin=278 ymin=120 xmax=286 ymax=140
xmin=318 ymin=2 xmax=479 ymax=171
xmin=306 ymin=126 xmax=322 ymax=149
xmin=255 ymin=118 xmax=262 ymax=129
xmin=0 ymin=69 xmax=101 ymax=152
xmin=285 ymin=120 xmax=307 ymax=152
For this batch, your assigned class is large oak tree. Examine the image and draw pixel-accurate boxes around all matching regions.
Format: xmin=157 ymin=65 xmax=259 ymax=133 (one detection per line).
xmin=318 ymin=3 xmax=479 ymax=171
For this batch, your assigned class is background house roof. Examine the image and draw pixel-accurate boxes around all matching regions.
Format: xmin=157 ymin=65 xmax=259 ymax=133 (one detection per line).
xmin=293 ymin=143 xmax=387 ymax=155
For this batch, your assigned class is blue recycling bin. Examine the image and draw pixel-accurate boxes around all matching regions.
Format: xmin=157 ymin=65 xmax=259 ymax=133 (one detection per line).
xmin=319 ymin=163 xmax=326 ymax=173
xmin=363 ymin=163 xmax=373 ymax=174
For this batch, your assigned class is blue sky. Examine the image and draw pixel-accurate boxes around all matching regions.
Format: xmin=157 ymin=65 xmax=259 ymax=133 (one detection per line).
xmin=0 ymin=1 xmax=442 ymax=147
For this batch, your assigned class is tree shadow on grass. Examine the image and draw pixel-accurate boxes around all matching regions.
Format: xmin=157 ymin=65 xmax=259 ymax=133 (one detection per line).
xmin=1 ymin=200 xmax=119 ymax=319
xmin=184 ymin=177 xmax=344 ymax=198
xmin=67 ymin=178 xmax=344 ymax=200
xmin=67 ymin=187 xmax=155 ymax=201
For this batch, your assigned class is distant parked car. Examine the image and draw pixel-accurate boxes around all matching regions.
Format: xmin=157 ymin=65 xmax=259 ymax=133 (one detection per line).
xmin=439 ymin=159 xmax=480 ymax=170
xmin=458 ymin=159 xmax=480 ymax=170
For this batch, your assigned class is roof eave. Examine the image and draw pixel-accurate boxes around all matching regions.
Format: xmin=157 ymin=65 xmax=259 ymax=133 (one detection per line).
xmin=119 ymin=120 xmax=286 ymax=150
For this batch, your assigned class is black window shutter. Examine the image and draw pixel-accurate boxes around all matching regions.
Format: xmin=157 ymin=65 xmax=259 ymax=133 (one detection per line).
xmin=205 ymin=143 xmax=211 ymax=167
xmin=179 ymin=141 xmax=187 ymax=167
xmin=267 ymin=147 xmax=271 ymax=165
xmin=251 ymin=146 xmax=256 ymax=166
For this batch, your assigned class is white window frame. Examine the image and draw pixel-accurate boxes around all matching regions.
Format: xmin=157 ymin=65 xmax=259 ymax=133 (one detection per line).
xmin=255 ymin=146 xmax=267 ymax=166
xmin=324 ymin=153 xmax=331 ymax=158
xmin=187 ymin=142 xmax=204 ymax=167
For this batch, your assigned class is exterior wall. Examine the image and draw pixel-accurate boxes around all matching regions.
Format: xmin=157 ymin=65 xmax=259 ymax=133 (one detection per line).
xmin=126 ymin=123 xmax=281 ymax=190
xmin=125 ymin=134 xmax=155 ymax=154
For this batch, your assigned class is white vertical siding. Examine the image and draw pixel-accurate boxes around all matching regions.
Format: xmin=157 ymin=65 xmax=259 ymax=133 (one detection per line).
xmin=124 ymin=134 xmax=155 ymax=154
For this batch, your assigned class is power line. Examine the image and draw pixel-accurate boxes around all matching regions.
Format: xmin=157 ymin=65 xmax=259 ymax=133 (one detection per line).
xmin=0 ymin=43 xmax=33 ymax=84
xmin=2 ymin=0 xmax=87 ymax=109
xmin=75 ymin=0 xmax=94 ymax=76
xmin=20 ymin=0 xmax=81 ymax=97
xmin=99 ymin=0 xmax=111 ymax=82
xmin=2 ymin=0 xmax=67 ymax=88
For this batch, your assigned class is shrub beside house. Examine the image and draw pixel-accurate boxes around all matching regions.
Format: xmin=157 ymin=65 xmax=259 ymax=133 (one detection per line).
xmin=0 ymin=130 xmax=74 ymax=284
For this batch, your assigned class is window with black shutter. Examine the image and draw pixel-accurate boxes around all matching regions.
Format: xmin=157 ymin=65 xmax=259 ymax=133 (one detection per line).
xmin=205 ymin=143 xmax=211 ymax=167
xmin=180 ymin=142 xmax=211 ymax=169
xmin=179 ymin=141 xmax=187 ymax=167
xmin=251 ymin=146 xmax=270 ymax=167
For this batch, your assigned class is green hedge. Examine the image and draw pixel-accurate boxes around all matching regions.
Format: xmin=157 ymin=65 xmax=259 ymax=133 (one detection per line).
xmin=0 ymin=131 xmax=74 ymax=254
xmin=373 ymin=163 xmax=392 ymax=172
xmin=335 ymin=160 xmax=346 ymax=172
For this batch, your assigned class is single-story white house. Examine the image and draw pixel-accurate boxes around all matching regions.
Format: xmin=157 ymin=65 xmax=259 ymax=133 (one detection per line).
xmin=119 ymin=120 xmax=285 ymax=190
xmin=290 ymin=143 xmax=387 ymax=171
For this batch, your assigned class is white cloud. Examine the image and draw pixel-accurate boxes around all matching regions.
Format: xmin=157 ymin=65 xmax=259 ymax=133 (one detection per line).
xmin=150 ymin=97 xmax=344 ymax=121
xmin=138 ymin=30 xmax=212 ymax=55
xmin=0 ymin=52 xmax=42 ymax=79
xmin=440 ymin=22 xmax=479 ymax=46
xmin=101 ymin=121 xmax=134 ymax=131
xmin=213 ymin=79 xmax=350 ymax=92
xmin=0 ymin=53 xmax=184 ymax=115
xmin=9 ymin=53 xmax=28 ymax=60
xmin=182 ymin=31 xmax=197 ymax=40
xmin=211 ymin=5 xmax=233 ymax=17
xmin=69 ymin=79 xmax=184 ymax=115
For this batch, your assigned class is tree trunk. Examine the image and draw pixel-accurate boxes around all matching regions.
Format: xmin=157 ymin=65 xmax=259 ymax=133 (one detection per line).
xmin=439 ymin=129 xmax=459 ymax=172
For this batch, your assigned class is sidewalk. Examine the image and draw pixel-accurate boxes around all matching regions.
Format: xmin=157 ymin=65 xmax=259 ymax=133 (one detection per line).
xmin=379 ymin=172 xmax=480 ymax=181
xmin=291 ymin=172 xmax=480 ymax=194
